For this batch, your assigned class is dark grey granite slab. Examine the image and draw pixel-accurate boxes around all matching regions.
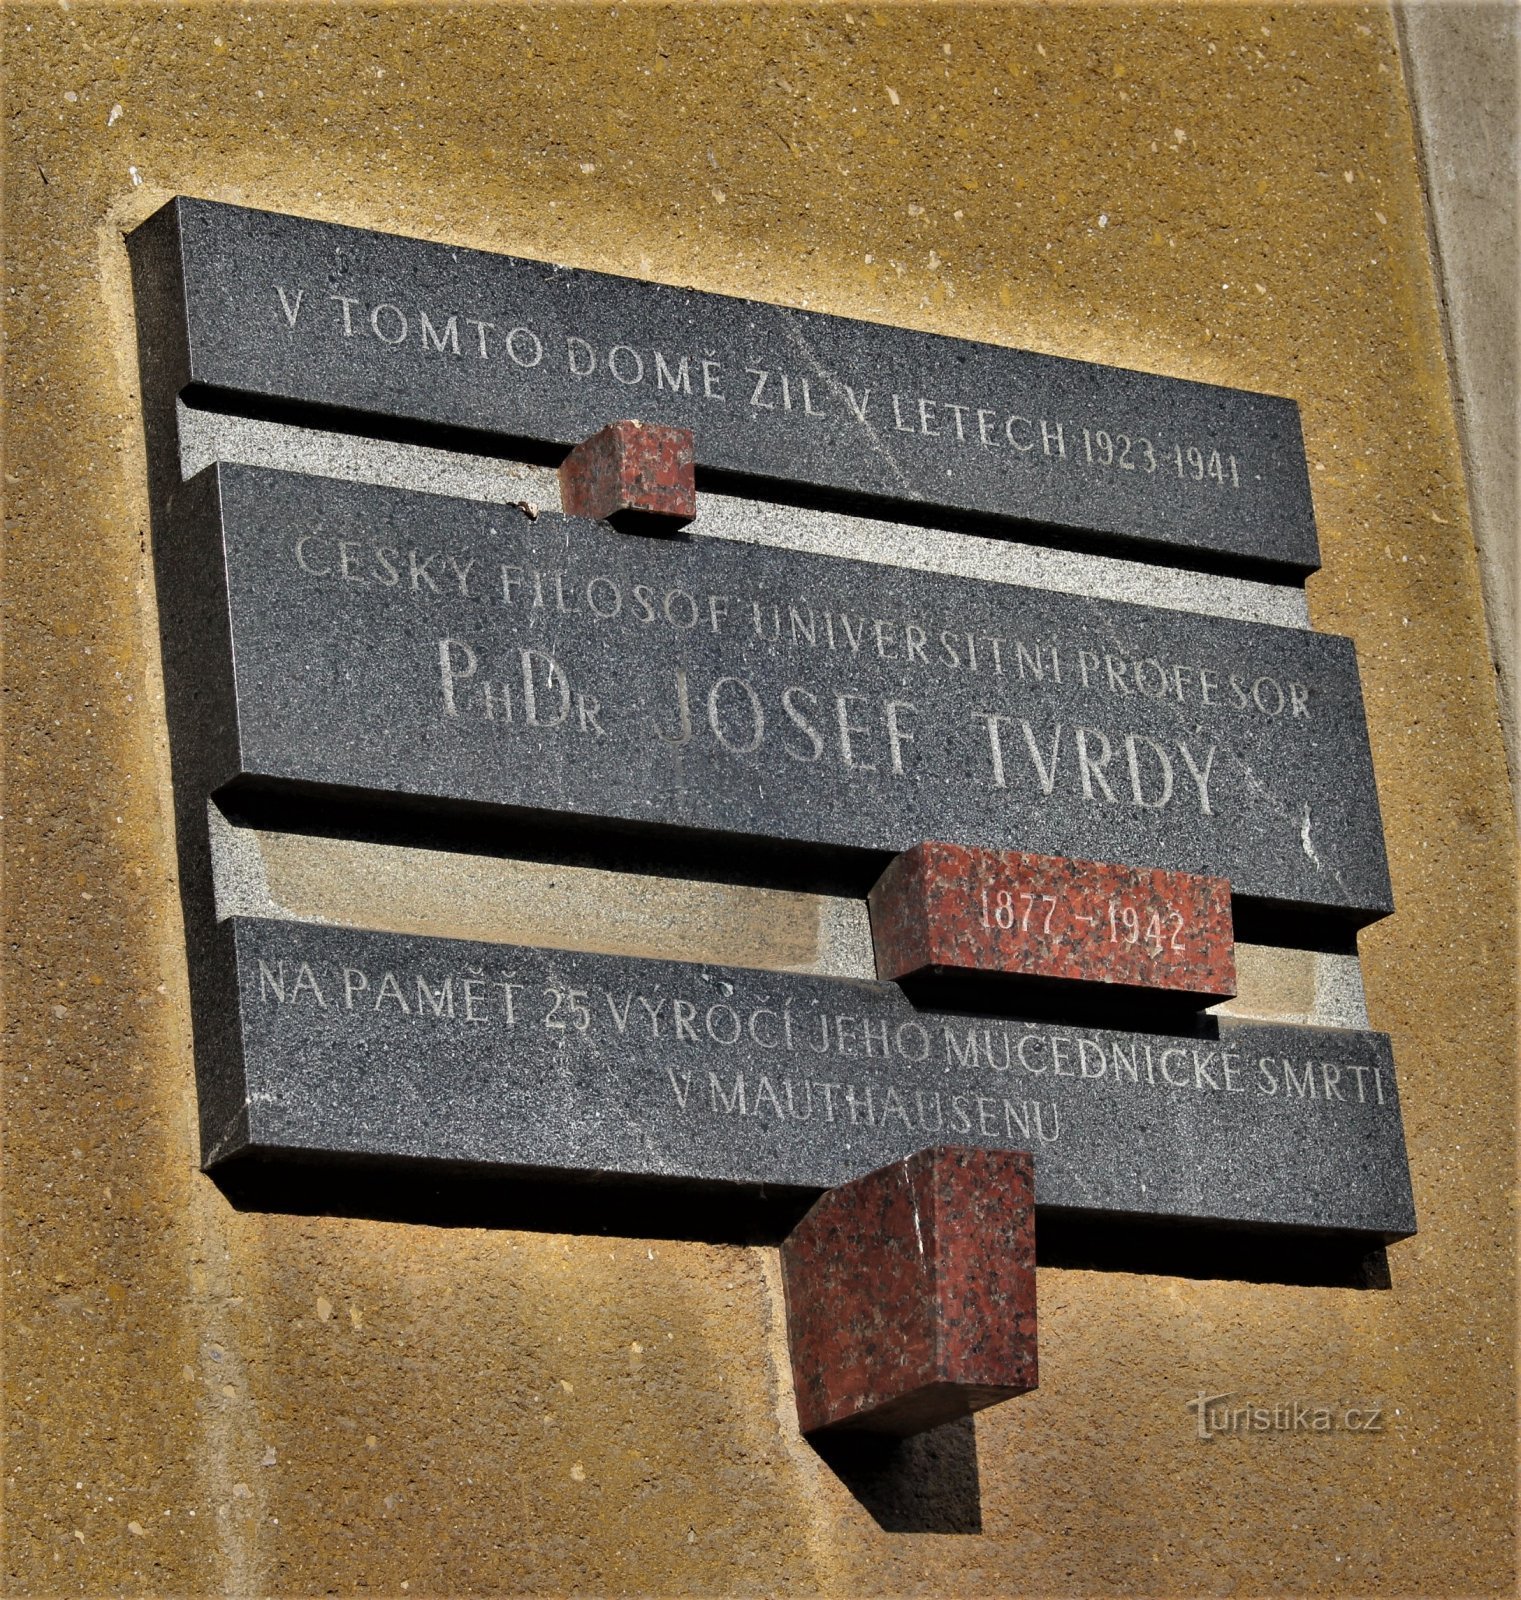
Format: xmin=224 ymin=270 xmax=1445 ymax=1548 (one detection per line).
xmin=160 ymin=464 xmax=1391 ymax=923
xmin=200 ymin=916 xmax=1415 ymax=1241
xmin=129 ymin=197 xmax=1320 ymax=575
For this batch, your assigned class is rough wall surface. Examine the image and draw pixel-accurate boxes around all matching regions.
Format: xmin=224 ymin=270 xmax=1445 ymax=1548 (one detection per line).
xmin=2 ymin=5 xmax=1515 ymax=1597
xmin=1396 ymin=0 xmax=1519 ymax=818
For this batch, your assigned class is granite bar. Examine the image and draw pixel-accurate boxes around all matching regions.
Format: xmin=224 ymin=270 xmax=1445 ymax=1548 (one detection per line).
xmin=781 ymin=1147 xmax=1038 ymax=1436
xmin=129 ymin=197 xmax=1321 ymax=575
xmin=198 ymin=916 xmax=1417 ymax=1241
xmin=157 ymin=463 xmax=1391 ymax=922
xmin=869 ymin=842 xmax=1235 ymax=1002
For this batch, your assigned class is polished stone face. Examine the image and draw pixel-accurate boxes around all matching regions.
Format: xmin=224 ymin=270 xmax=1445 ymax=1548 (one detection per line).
xmin=154 ymin=462 xmax=1391 ymax=922
xmin=559 ymin=419 xmax=697 ymax=531
xmin=129 ymin=197 xmax=1321 ymax=575
xmin=10 ymin=6 xmax=1517 ymax=1594
xmin=868 ymin=840 xmax=1236 ymax=1000
xmin=202 ymin=916 xmax=1417 ymax=1242
xmin=781 ymin=1147 xmax=1038 ymax=1436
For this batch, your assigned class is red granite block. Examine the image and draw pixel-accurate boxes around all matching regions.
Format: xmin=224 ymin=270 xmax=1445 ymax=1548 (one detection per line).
xmin=868 ymin=841 xmax=1235 ymax=1003
xmin=780 ymin=1146 xmax=1037 ymax=1436
xmin=558 ymin=420 xmax=696 ymax=530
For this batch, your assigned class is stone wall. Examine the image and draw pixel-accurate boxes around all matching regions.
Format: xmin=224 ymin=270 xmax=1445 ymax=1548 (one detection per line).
xmin=4 ymin=5 xmax=1515 ymax=1594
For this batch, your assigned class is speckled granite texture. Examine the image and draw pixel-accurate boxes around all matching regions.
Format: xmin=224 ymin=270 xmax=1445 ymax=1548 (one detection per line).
xmin=129 ymin=196 xmax=1320 ymax=574
xmin=781 ymin=1146 xmax=1037 ymax=1435
xmin=5 ymin=8 xmax=1514 ymax=1596
xmin=559 ymin=419 xmax=696 ymax=530
xmin=141 ymin=462 xmax=1393 ymax=921
xmin=177 ymin=403 xmax=1316 ymax=628
xmin=202 ymin=916 xmax=1417 ymax=1241
xmin=869 ymin=841 xmax=1235 ymax=1002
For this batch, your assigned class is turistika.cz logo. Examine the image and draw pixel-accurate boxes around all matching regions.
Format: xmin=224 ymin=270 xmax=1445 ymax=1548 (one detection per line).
xmin=1187 ymin=1392 xmax=1387 ymax=1439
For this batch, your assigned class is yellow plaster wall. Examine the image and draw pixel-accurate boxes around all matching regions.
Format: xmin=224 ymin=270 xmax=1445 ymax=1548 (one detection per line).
xmin=3 ymin=4 xmax=1514 ymax=1595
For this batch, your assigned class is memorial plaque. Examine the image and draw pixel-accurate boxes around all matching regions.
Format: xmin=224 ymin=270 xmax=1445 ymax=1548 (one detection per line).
xmin=869 ymin=842 xmax=1236 ymax=1001
xmin=158 ymin=463 xmax=1392 ymax=922
xmin=199 ymin=916 xmax=1416 ymax=1241
xmin=129 ymin=197 xmax=1320 ymax=574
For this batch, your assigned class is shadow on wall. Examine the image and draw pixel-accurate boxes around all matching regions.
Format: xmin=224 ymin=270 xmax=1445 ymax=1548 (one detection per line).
xmin=210 ymin=1157 xmax=1392 ymax=1537
xmin=810 ymin=1417 xmax=983 ymax=1535
xmin=212 ymin=1155 xmax=1393 ymax=1290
